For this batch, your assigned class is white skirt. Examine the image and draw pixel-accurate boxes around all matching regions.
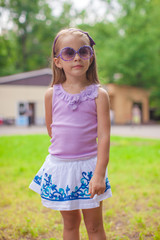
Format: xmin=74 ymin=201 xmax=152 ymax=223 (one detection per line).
xmin=29 ymin=154 xmax=112 ymax=211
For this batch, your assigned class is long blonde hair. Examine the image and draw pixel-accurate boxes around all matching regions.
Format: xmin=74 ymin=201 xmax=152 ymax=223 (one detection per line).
xmin=51 ymin=28 xmax=99 ymax=86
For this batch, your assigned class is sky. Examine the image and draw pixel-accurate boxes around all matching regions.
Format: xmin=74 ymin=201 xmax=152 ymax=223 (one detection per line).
xmin=50 ymin=0 xmax=109 ymax=21
xmin=69 ymin=0 xmax=92 ymax=11
xmin=50 ymin=0 xmax=119 ymax=23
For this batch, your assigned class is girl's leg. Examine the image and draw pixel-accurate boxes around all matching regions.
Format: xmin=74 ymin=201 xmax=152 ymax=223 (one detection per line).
xmin=60 ymin=210 xmax=81 ymax=240
xmin=82 ymin=201 xmax=106 ymax=240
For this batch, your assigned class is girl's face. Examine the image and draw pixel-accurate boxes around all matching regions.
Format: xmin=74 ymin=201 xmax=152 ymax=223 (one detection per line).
xmin=54 ymin=33 xmax=93 ymax=81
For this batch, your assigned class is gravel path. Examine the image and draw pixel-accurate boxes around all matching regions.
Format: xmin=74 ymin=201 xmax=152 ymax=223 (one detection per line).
xmin=0 ymin=124 xmax=160 ymax=139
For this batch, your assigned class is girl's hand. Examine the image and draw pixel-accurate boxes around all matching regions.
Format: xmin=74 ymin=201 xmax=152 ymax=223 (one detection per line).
xmin=89 ymin=174 xmax=106 ymax=198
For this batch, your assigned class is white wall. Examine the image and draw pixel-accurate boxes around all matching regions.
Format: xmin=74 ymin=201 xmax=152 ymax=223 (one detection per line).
xmin=0 ymin=85 xmax=48 ymax=125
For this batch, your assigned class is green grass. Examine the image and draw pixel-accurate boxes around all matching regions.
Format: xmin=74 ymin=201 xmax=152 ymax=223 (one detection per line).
xmin=0 ymin=134 xmax=160 ymax=240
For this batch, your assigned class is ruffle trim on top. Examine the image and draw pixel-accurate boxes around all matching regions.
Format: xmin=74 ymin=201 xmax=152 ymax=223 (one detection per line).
xmin=54 ymin=84 xmax=99 ymax=110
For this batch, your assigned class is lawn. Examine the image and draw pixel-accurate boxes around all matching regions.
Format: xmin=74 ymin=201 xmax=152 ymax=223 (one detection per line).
xmin=0 ymin=134 xmax=160 ymax=240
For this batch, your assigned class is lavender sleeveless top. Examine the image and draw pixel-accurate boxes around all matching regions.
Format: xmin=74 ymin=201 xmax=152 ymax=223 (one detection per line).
xmin=48 ymin=84 xmax=99 ymax=159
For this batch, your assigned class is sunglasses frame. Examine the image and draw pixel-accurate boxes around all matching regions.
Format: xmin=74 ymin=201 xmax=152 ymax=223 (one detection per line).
xmin=56 ymin=45 xmax=94 ymax=61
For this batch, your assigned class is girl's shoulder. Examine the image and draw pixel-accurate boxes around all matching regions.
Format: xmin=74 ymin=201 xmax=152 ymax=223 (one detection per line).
xmin=44 ymin=87 xmax=53 ymax=101
xmin=96 ymin=85 xmax=110 ymax=105
xmin=97 ymin=85 xmax=109 ymax=97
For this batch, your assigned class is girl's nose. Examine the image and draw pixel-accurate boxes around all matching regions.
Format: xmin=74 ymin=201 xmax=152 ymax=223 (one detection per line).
xmin=74 ymin=52 xmax=81 ymax=60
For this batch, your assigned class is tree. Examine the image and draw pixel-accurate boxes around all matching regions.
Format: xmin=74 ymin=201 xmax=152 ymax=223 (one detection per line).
xmin=93 ymin=0 xmax=160 ymax=114
xmin=116 ymin=0 xmax=160 ymax=87
xmin=0 ymin=0 xmax=74 ymax=75
xmin=0 ymin=33 xmax=17 ymax=76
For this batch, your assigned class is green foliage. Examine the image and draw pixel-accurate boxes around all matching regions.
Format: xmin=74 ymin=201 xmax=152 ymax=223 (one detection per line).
xmin=115 ymin=0 xmax=160 ymax=88
xmin=117 ymin=0 xmax=160 ymax=112
xmin=0 ymin=34 xmax=18 ymax=75
xmin=0 ymin=134 xmax=160 ymax=239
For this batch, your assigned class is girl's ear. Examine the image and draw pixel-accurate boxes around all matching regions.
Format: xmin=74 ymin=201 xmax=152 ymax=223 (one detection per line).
xmin=54 ymin=58 xmax=63 ymax=69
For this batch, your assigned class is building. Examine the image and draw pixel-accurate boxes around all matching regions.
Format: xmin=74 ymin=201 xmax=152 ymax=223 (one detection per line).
xmin=0 ymin=69 xmax=150 ymax=125
xmin=103 ymin=84 xmax=149 ymax=124
xmin=0 ymin=68 xmax=52 ymax=126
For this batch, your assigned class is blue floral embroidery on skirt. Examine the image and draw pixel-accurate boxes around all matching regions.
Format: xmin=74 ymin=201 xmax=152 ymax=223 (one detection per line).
xmin=33 ymin=175 xmax=42 ymax=185
xmin=33 ymin=171 xmax=111 ymax=202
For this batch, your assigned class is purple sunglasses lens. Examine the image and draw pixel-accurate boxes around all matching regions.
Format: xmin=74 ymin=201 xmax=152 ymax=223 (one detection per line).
xmin=60 ymin=46 xmax=93 ymax=61
xmin=79 ymin=46 xmax=92 ymax=59
xmin=61 ymin=48 xmax=75 ymax=60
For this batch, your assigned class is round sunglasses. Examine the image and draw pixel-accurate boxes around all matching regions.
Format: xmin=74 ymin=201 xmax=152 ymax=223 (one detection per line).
xmin=56 ymin=45 xmax=93 ymax=61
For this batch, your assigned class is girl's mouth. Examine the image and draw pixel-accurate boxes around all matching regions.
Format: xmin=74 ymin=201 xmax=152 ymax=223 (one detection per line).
xmin=73 ymin=65 xmax=83 ymax=68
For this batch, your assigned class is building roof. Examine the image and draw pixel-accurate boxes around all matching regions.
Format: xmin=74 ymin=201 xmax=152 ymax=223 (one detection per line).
xmin=0 ymin=68 xmax=150 ymax=97
xmin=0 ymin=68 xmax=52 ymax=86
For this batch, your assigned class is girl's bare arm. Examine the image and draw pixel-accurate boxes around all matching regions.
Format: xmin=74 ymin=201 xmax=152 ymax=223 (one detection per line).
xmin=89 ymin=87 xmax=111 ymax=198
xmin=44 ymin=87 xmax=53 ymax=138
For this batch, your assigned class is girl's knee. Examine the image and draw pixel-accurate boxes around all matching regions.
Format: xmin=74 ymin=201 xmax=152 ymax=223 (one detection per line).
xmin=86 ymin=222 xmax=106 ymax=239
xmin=64 ymin=219 xmax=81 ymax=231
xmin=83 ymin=207 xmax=106 ymax=238
xmin=85 ymin=221 xmax=102 ymax=234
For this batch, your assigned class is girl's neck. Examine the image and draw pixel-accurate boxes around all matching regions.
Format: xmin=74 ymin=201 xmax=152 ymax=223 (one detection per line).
xmin=64 ymin=76 xmax=90 ymax=87
xmin=62 ymin=76 xmax=91 ymax=94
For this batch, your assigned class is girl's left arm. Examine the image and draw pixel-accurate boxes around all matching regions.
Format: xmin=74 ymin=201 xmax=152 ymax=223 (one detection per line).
xmin=89 ymin=87 xmax=111 ymax=198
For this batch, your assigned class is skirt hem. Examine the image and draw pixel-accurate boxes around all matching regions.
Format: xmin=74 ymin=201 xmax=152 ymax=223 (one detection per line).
xmin=41 ymin=189 xmax=112 ymax=211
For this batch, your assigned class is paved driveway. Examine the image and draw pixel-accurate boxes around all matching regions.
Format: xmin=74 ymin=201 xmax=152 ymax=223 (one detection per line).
xmin=0 ymin=125 xmax=160 ymax=139
xmin=110 ymin=124 xmax=160 ymax=139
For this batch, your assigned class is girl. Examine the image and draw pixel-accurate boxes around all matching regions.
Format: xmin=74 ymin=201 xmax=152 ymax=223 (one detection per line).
xmin=29 ymin=28 xmax=112 ymax=240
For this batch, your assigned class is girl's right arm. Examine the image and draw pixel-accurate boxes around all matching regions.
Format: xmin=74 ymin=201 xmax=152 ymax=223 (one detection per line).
xmin=44 ymin=87 xmax=53 ymax=138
